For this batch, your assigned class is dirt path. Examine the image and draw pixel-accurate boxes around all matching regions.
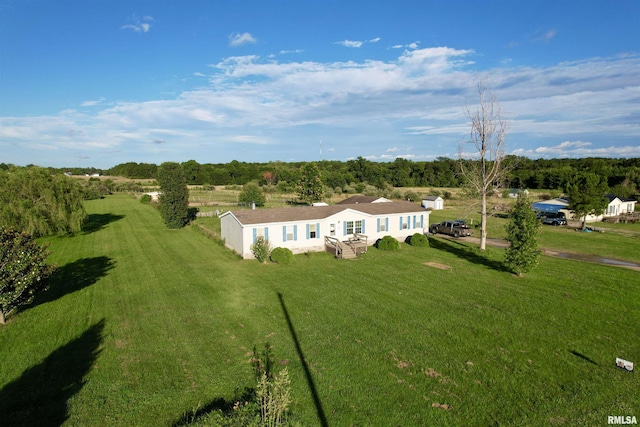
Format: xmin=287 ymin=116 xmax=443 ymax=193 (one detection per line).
xmin=444 ymin=235 xmax=640 ymax=272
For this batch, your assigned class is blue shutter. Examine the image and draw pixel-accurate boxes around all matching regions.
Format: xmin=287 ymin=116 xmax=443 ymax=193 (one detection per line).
xmin=385 ymin=218 xmax=389 ymax=232
xmin=421 ymin=215 xmax=424 ymax=229
xmin=399 ymin=217 xmax=403 ymax=229
xmin=283 ymin=226 xmax=287 ymax=242
xmin=306 ymin=223 xmax=310 ymax=239
xmin=407 ymin=216 xmax=411 ymax=229
xmin=316 ymin=223 xmax=320 ymax=238
xmin=413 ymin=215 xmax=416 ymax=229
xmin=361 ymin=219 xmax=365 ymax=234
xmin=265 ymin=227 xmax=269 ymax=241
xmin=252 ymin=228 xmax=257 ymax=243
xmin=293 ymin=225 xmax=298 ymax=241
xmin=343 ymin=221 xmax=347 ymax=236
xmin=377 ymin=218 xmax=380 ymax=232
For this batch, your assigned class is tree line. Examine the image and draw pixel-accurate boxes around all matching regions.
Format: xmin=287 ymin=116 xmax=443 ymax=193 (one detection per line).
xmin=5 ymin=157 xmax=638 ymax=197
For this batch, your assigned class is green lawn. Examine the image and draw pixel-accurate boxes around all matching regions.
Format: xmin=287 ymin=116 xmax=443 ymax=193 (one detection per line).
xmin=1 ymin=194 xmax=638 ymax=426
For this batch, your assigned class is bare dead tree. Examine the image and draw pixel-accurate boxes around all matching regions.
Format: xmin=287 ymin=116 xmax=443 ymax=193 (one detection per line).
xmin=458 ymin=83 xmax=510 ymax=251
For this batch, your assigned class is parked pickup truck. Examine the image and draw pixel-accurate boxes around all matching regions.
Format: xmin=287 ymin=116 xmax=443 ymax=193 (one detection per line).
xmin=539 ymin=212 xmax=567 ymax=226
xmin=429 ymin=220 xmax=472 ymax=238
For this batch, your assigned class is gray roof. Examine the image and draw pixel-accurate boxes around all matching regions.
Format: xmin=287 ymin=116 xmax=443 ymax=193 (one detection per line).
xmin=223 ymin=201 xmax=426 ymax=226
xmin=422 ymin=195 xmax=442 ymax=201
xmin=336 ymin=196 xmax=389 ymax=204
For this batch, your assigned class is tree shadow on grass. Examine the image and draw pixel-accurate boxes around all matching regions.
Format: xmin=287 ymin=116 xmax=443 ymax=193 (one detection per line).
xmin=429 ymin=237 xmax=509 ymax=273
xmin=171 ymin=388 xmax=255 ymax=426
xmin=0 ymin=319 xmax=105 ymax=427
xmin=82 ymin=213 xmax=124 ymax=234
xmin=30 ymin=256 xmax=116 ymax=308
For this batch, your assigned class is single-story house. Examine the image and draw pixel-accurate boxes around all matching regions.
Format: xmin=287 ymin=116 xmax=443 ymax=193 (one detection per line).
xmin=421 ymin=196 xmax=444 ymax=210
xmin=508 ymin=188 xmax=529 ymax=198
xmin=336 ymin=195 xmax=392 ymax=204
xmin=220 ymin=201 xmax=430 ymax=259
xmin=533 ymin=195 xmax=637 ymax=223
xmin=531 ymin=198 xmax=570 ymax=214
xmin=604 ymin=194 xmax=637 ymax=217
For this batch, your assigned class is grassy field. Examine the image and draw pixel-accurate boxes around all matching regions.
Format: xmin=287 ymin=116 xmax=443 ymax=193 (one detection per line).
xmin=1 ymin=194 xmax=639 ymax=426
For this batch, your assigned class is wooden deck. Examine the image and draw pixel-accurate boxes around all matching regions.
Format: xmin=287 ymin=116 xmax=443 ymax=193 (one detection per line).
xmin=325 ymin=234 xmax=368 ymax=259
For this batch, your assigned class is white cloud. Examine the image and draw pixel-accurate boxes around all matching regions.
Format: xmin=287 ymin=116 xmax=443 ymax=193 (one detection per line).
xmin=122 ymin=16 xmax=153 ymax=33
xmin=533 ymin=29 xmax=556 ymax=43
xmin=229 ymin=32 xmax=257 ymax=47
xmin=512 ymin=141 xmax=640 ymax=159
xmin=280 ymin=49 xmax=304 ymax=54
xmin=3 ymin=48 xmax=639 ymax=166
xmin=336 ymin=40 xmax=363 ymax=48
xmin=81 ymin=97 xmax=106 ymax=107
xmin=335 ymin=37 xmax=381 ymax=48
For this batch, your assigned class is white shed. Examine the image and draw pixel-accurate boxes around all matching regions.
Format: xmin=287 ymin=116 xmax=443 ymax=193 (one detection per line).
xmin=421 ymin=196 xmax=444 ymax=210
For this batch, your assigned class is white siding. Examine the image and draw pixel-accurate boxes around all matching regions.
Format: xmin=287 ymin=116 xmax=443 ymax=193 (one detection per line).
xmin=221 ymin=207 xmax=430 ymax=259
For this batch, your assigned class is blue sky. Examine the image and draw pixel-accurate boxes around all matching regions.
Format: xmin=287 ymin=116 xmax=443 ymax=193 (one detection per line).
xmin=1 ymin=0 xmax=639 ymax=168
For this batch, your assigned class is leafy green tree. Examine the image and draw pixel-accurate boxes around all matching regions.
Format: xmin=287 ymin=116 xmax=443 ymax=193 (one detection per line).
xmin=296 ymin=163 xmax=324 ymax=205
xmin=1 ymin=229 xmax=56 ymax=324
xmin=566 ymin=172 xmax=609 ymax=229
xmin=239 ymin=182 xmax=266 ymax=207
xmin=504 ymin=194 xmax=541 ymax=276
xmin=157 ymin=162 xmax=189 ymax=229
xmin=0 ymin=167 xmax=87 ymax=237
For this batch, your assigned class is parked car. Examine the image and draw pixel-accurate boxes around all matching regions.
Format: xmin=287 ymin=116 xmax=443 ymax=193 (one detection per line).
xmin=540 ymin=212 xmax=567 ymax=226
xmin=429 ymin=220 xmax=473 ymax=238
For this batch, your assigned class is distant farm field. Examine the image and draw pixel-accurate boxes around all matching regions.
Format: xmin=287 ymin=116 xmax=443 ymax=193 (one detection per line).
xmin=1 ymin=194 xmax=638 ymax=426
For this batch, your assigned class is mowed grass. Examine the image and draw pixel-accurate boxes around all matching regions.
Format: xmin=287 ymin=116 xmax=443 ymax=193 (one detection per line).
xmin=1 ymin=194 xmax=639 ymax=426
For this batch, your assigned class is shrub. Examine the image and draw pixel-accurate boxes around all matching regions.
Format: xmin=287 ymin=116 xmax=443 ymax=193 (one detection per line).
xmin=250 ymin=236 xmax=272 ymax=263
xmin=140 ymin=194 xmax=152 ymax=204
xmin=408 ymin=232 xmax=429 ymax=247
xmin=404 ymin=190 xmax=419 ymax=202
xmin=376 ymin=235 xmax=400 ymax=251
xmin=270 ymin=247 xmax=294 ymax=264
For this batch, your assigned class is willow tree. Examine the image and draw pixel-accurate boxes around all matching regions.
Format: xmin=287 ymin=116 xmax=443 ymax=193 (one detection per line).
xmin=459 ymin=84 xmax=510 ymax=251
xmin=0 ymin=167 xmax=86 ymax=237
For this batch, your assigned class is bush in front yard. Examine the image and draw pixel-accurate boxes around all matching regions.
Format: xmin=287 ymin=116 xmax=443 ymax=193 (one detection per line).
xmin=250 ymin=236 xmax=272 ymax=263
xmin=408 ymin=233 xmax=429 ymax=247
xmin=270 ymin=247 xmax=294 ymax=264
xmin=376 ymin=236 xmax=400 ymax=251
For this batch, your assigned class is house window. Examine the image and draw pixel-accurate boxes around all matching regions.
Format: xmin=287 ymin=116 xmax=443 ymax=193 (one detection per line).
xmin=329 ymin=223 xmax=336 ymax=236
xmin=401 ymin=217 xmax=408 ymax=229
xmin=379 ymin=220 xmax=386 ymax=232
xmin=346 ymin=221 xmax=354 ymax=235
xmin=354 ymin=220 xmax=363 ymax=234
xmin=286 ymin=226 xmax=294 ymax=241
xmin=414 ymin=216 xmax=422 ymax=228
xmin=309 ymin=223 xmax=317 ymax=238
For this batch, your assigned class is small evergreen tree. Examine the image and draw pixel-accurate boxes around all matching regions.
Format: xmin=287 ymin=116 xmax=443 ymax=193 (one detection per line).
xmin=504 ymin=194 xmax=541 ymax=276
xmin=239 ymin=182 xmax=266 ymax=207
xmin=0 ymin=229 xmax=56 ymax=323
xmin=157 ymin=162 xmax=189 ymax=229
